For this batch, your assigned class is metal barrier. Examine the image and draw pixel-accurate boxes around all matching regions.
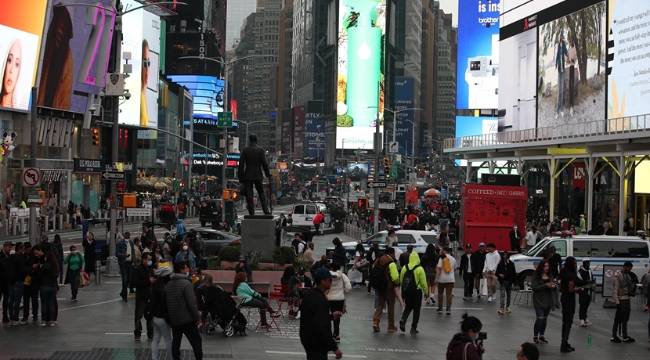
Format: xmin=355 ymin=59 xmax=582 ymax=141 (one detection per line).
xmin=444 ymin=114 xmax=650 ymax=151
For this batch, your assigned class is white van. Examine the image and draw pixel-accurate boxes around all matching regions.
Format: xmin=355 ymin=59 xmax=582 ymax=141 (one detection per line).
xmin=510 ymin=235 xmax=650 ymax=286
xmin=291 ymin=202 xmax=332 ymax=232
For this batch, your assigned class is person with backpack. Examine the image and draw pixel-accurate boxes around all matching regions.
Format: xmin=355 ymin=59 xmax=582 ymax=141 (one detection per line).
xmin=611 ymin=261 xmax=639 ymax=343
xmin=63 ymin=245 xmax=84 ymax=301
xmin=371 ymin=247 xmax=400 ymax=333
xmin=436 ymin=247 xmax=457 ymax=315
xmin=399 ymin=252 xmax=428 ymax=334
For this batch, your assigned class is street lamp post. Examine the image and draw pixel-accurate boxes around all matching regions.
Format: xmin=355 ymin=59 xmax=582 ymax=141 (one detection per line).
xmin=383 ymin=107 xmax=421 ymax=175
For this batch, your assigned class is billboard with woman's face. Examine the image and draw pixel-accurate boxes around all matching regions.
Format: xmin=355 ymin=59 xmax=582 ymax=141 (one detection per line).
xmin=0 ymin=0 xmax=48 ymax=111
xmin=37 ymin=0 xmax=115 ymax=113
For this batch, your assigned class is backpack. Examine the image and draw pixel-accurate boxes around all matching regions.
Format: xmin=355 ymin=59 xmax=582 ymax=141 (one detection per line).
xmin=442 ymin=256 xmax=452 ymax=273
xmin=116 ymin=240 xmax=127 ymax=259
xmin=369 ymin=261 xmax=392 ymax=293
xmin=401 ymin=264 xmax=420 ymax=298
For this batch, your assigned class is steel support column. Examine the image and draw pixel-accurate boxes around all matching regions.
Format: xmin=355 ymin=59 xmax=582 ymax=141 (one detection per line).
xmin=618 ymin=156 xmax=626 ymax=235
xmin=586 ymin=158 xmax=596 ymax=232
xmin=466 ymin=161 xmax=472 ymax=183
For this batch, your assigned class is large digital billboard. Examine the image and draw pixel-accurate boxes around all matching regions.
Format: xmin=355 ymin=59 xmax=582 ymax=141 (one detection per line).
xmin=167 ymin=75 xmax=224 ymax=126
xmin=336 ymin=0 xmax=386 ymax=150
xmin=394 ymin=76 xmax=414 ymax=156
xmin=120 ymin=0 xmax=160 ymax=130
xmin=0 ymin=1 xmax=48 ymax=111
xmin=37 ymin=1 xmax=115 ymax=114
xmin=457 ymin=0 xmax=501 ymax=110
xmin=537 ymin=1 xmax=606 ymax=136
xmin=607 ymin=0 xmax=650 ymax=126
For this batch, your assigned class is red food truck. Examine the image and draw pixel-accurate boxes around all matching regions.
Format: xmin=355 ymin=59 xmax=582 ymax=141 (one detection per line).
xmin=460 ymin=184 xmax=528 ymax=251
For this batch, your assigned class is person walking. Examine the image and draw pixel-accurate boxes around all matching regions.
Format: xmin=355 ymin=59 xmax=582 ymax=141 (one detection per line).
xmin=482 ymin=244 xmax=500 ymax=303
xmin=577 ymin=258 xmax=594 ymax=327
xmin=331 ymin=238 xmax=347 ymax=269
xmin=641 ymin=267 xmax=650 ymax=342
xmin=399 ymin=252 xmax=428 ymax=334
xmin=445 ymin=314 xmax=484 ymax=360
xmin=150 ymin=266 xmax=173 ymax=360
xmin=82 ymin=232 xmax=97 ymax=282
xmin=117 ymin=232 xmax=135 ymax=302
xmin=132 ymin=252 xmax=154 ymax=341
xmin=165 ymin=261 xmax=202 ymax=360
xmin=370 ymin=247 xmax=400 ymax=333
xmin=299 ymin=267 xmax=342 ymax=360
xmin=436 ymin=247 xmax=457 ymax=315
xmin=459 ymin=243 xmax=475 ymax=301
xmin=611 ymin=261 xmax=638 ymax=343
xmin=473 ymin=243 xmax=486 ymax=300
xmin=496 ymin=252 xmax=516 ymax=315
xmin=421 ymin=243 xmax=438 ymax=305
xmin=52 ymin=236 xmax=64 ymax=285
xmin=63 ymin=245 xmax=84 ymax=301
xmin=531 ymin=260 xmax=555 ymax=345
xmin=559 ymin=257 xmax=583 ymax=353
xmin=327 ymin=263 xmax=351 ymax=341
xmin=509 ymin=224 xmax=521 ymax=253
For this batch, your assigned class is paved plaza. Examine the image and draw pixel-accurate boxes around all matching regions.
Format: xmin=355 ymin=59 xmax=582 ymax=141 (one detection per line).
xmin=1 ymin=233 xmax=648 ymax=360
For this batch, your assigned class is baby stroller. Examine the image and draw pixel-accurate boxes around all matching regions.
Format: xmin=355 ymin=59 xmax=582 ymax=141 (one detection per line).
xmin=198 ymin=285 xmax=247 ymax=337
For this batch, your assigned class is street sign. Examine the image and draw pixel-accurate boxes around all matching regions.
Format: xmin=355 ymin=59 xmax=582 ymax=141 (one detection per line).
xmin=102 ymin=171 xmax=125 ymax=180
xmin=379 ymin=202 xmax=396 ymax=210
xmin=126 ymin=208 xmax=152 ymax=217
xmin=368 ymin=181 xmax=387 ymax=189
xmin=389 ymin=141 xmax=399 ymax=154
xmin=217 ymin=112 xmax=233 ymax=127
xmin=27 ymin=194 xmax=42 ymax=204
xmin=22 ymin=168 xmax=41 ymax=187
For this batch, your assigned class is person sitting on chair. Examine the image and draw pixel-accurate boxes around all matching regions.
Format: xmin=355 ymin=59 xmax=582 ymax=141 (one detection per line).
xmin=233 ymin=272 xmax=278 ymax=328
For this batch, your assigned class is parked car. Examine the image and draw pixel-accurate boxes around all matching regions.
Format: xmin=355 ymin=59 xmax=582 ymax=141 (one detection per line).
xmin=510 ymin=234 xmax=650 ymax=287
xmin=328 ymin=230 xmax=439 ymax=258
xmin=192 ymin=227 xmax=241 ymax=256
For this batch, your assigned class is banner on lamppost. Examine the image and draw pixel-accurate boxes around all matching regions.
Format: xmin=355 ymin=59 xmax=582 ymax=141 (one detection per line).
xmin=394 ymin=76 xmax=414 ymax=156
xmin=304 ymin=112 xmax=325 ymax=161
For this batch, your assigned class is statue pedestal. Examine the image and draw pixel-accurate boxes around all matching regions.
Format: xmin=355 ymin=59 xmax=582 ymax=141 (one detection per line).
xmin=241 ymin=216 xmax=276 ymax=260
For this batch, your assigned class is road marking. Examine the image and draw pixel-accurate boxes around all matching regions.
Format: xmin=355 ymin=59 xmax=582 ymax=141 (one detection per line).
xmin=422 ymin=307 xmax=484 ymax=311
xmin=59 ymin=298 xmax=122 ymax=312
xmin=104 ymin=332 xmax=132 ymax=335
xmin=265 ymin=351 xmax=367 ymax=359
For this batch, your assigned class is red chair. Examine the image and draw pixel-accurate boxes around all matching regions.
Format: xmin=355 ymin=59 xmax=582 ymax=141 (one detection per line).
xmin=269 ymin=284 xmax=290 ymax=316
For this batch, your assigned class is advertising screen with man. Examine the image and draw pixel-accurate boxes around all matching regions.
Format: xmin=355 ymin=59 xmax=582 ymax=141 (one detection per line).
xmin=0 ymin=0 xmax=47 ymax=111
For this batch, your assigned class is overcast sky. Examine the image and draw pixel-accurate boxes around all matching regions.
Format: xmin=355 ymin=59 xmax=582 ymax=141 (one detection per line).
xmin=438 ymin=0 xmax=458 ymax=26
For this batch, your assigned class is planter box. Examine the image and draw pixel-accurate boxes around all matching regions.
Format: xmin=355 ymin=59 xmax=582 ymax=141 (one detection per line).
xmin=258 ymin=262 xmax=292 ymax=271
xmin=220 ymin=261 xmax=237 ymax=270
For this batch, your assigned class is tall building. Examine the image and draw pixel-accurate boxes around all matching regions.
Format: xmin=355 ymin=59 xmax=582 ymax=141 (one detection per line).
xmin=225 ymin=0 xmax=257 ymax=51
xmin=291 ymin=0 xmax=337 ymax=164
xmin=275 ymin=0 xmax=293 ymax=156
xmin=430 ymin=0 xmax=457 ymax=151
xmin=231 ymin=0 xmax=282 ymax=151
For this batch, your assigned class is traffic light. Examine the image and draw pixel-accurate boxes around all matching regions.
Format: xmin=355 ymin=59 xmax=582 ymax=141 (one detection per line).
xmin=91 ymin=128 xmax=100 ymax=145
xmin=383 ymin=157 xmax=391 ymax=177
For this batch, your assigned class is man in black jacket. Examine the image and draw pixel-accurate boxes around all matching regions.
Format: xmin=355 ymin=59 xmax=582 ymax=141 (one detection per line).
xmin=131 ymin=252 xmax=154 ymax=341
xmin=165 ymin=261 xmax=202 ymax=360
xmin=471 ymin=243 xmax=487 ymax=300
xmin=238 ymin=134 xmax=271 ymax=216
xmin=300 ymin=267 xmax=342 ymax=360
xmin=459 ymin=243 xmax=475 ymax=300
xmin=0 ymin=241 xmax=14 ymax=323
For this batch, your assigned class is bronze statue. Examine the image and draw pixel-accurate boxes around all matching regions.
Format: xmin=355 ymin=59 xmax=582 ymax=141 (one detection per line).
xmin=238 ymin=134 xmax=271 ymax=216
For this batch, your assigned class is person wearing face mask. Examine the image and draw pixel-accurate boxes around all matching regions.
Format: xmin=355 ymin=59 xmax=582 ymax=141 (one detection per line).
xmin=174 ymin=242 xmax=197 ymax=272
xmin=64 ymin=245 xmax=84 ymax=301
xmin=446 ymin=314 xmax=485 ymax=360
xmin=577 ymin=258 xmax=594 ymax=327
xmin=131 ymin=252 xmax=154 ymax=341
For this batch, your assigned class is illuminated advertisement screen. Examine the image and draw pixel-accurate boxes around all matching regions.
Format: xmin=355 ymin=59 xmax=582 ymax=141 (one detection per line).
xmin=120 ymin=0 xmax=160 ymax=130
xmin=0 ymin=0 xmax=48 ymax=111
xmin=454 ymin=116 xmax=498 ymax=165
xmin=537 ymin=1 xmax=606 ymax=135
xmin=457 ymin=0 xmax=501 ymax=110
xmin=167 ymin=75 xmax=224 ymax=126
xmin=347 ymin=162 xmax=369 ymax=179
xmin=37 ymin=1 xmax=115 ymax=114
xmin=336 ymin=0 xmax=386 ymax=150
xmin=607 ymin=0 xmax=650 ymax=126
